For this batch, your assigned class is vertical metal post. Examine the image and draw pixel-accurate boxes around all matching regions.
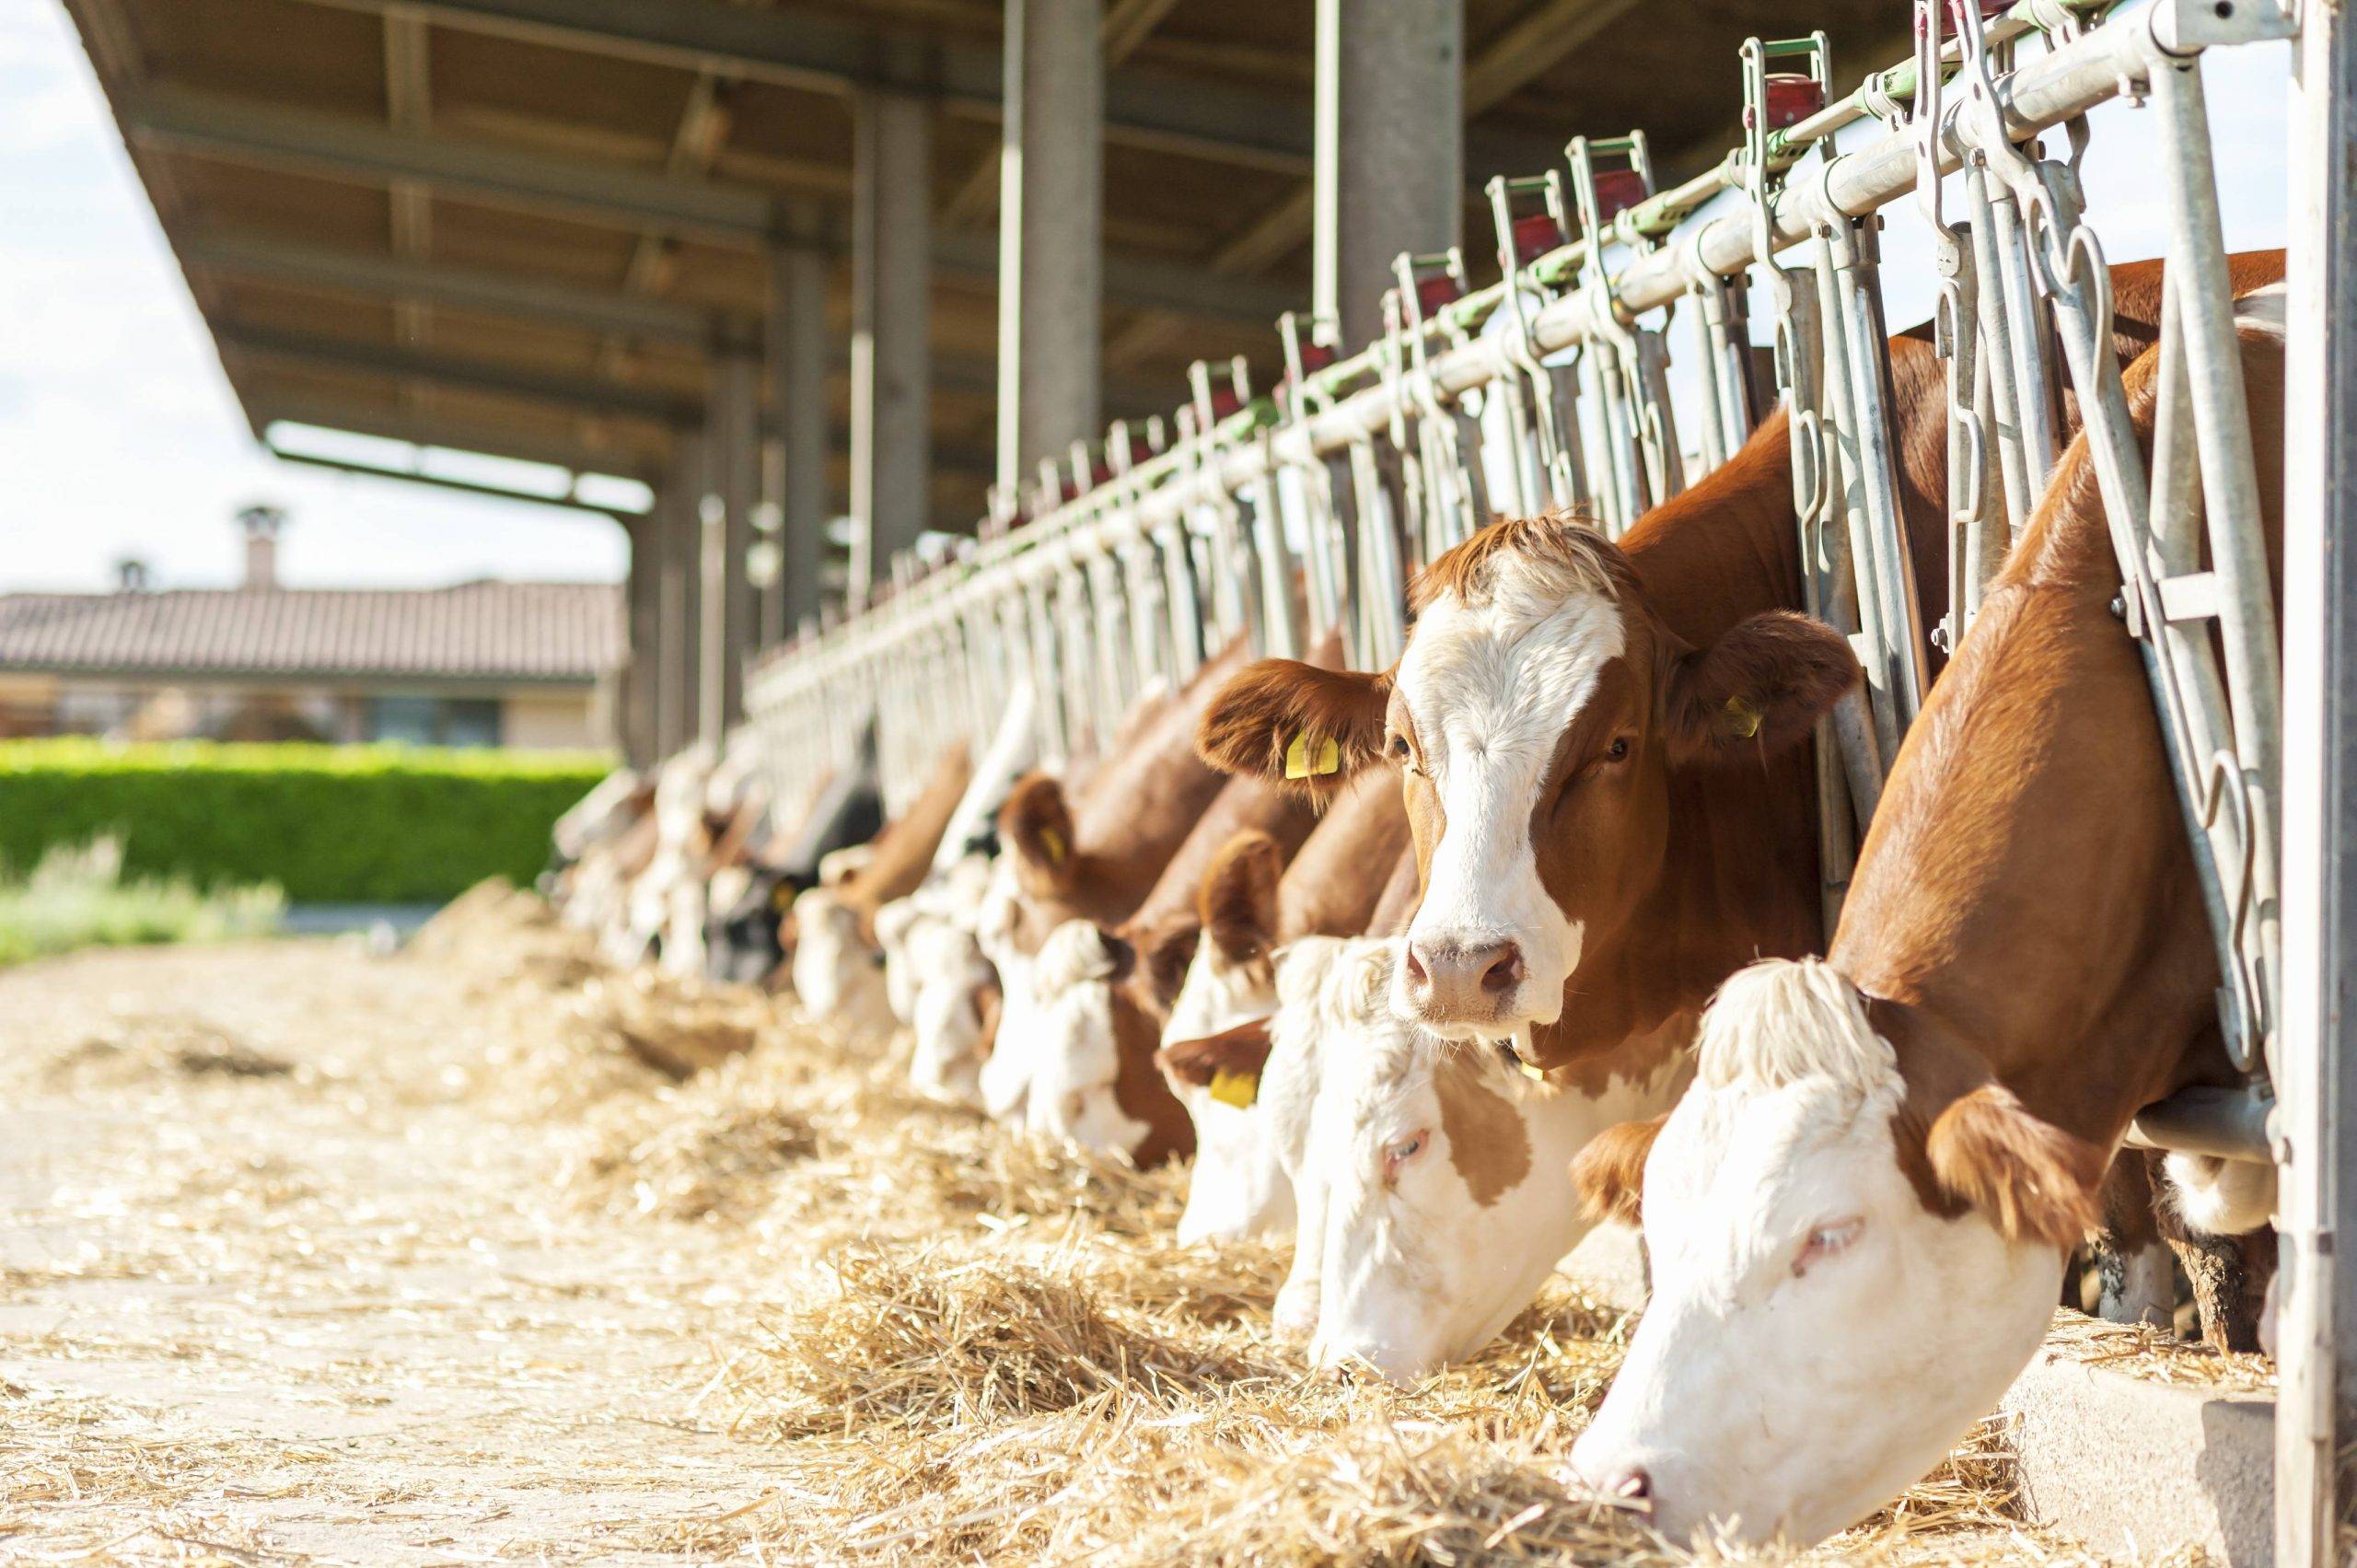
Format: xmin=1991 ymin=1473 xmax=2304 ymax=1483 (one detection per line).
xmin=769 ymin=234 xmax=830 ymax=635
xmin=851 ymin=80 xmax=932 ymax=609
xmin=662 ymin=445 xmax=705 ymax=759
xmin=707 ymin=346 xmax=759 ymax=733
xmin=2278 ymin=1 xmax=2357 ymax=1559
xmin=998 ymin=0 xmax=1102 ymax=493
xmin=621 ymin=516 xmax=660 ymax=766
xmin=1312 ymin=0 xmax=1462 ymax=354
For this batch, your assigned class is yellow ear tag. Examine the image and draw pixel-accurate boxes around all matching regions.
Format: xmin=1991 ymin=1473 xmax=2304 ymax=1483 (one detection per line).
xmin=1283 ymin=732 xmax=1341 ymax=780
xmin=772 ymin=881 xmax=794 ymax=912
xmin=1500 ymin=1037 xmax=1549 ymax=1082
xmin=1209 ymin=1067 xmax=1260 ymax=1109
xmin=1039 ymin=827 xmax=1067 ymax=865
xmin=1724 ymin=696 xmax=1763 ymax=740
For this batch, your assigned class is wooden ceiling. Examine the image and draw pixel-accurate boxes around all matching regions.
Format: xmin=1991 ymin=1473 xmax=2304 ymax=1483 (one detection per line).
xmin=64 ymin=0 xmax=1913 ymax=534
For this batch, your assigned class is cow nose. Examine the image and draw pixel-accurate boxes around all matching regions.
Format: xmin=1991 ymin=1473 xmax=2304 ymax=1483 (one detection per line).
xmin=1401 ymin=938 xmax=1524 ymax=1016
xmin=1607 ymin=1466 xmax=1652 ymax=1503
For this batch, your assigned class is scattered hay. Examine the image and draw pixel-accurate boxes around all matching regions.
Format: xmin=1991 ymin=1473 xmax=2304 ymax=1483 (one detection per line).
xmin=2038 ymin=1310 xmax=2274 ymax=1392
xmin=41 ymin=1016 xmax=296 ymax=1087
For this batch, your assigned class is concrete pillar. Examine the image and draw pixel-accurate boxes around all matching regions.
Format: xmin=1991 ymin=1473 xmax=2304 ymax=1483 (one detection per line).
xmin=769 ymin=238 xmax=830 ymax=635
xmin=621 ymin=517 xmax=661 ymax=766
xmin=655 ymin=451 xmax=702 ymax=759
xmin=1312 ymin=0 xmax=1463 ymax=353
xmin=850 ymin=84 xmax=932 ymax=608
xmin=996 ymin=0 xmax=1102 ymax=494
xmin=702 ymin=351 xmax=760 ymax=743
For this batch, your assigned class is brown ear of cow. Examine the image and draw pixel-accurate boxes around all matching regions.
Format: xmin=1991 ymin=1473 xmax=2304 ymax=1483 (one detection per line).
xmin=1917 ymin=1084 xmax=2107 ymax=1250
xmin=1665 ymin=610 xmax=1859 ymax=763
xmin=1198 ymin=830 xmax=1284 ymax=965
xmin=1156 ymin=1015 xmax=1276 ymax=1089
xmin=999 ymin=772 xmax=1076 ymax=891
xmin=1196 ymin=658 xmax=1391 ymax=796
xmin=1569 ymin=1114 xmax=1668 ymax=1227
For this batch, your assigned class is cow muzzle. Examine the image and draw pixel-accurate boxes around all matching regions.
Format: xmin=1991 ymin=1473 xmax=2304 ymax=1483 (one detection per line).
xmin=1396 ymin=936 xmax=1523 ymax=1028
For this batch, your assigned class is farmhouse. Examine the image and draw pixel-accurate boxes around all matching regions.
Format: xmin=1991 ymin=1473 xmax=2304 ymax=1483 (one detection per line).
xmin=0 ymin=517 xmax=621 ymax=750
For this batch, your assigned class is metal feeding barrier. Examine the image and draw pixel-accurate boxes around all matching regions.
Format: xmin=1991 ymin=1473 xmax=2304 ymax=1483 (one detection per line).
xmin=751 ymin=0 xmax=2286 ymax=1104
xmin=745 ymin=0 xmax=2342 ymax=1542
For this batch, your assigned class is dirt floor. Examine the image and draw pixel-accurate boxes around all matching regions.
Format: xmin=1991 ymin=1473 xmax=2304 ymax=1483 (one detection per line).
xmin=0 ymin=920 xmax=2225 ymax=1565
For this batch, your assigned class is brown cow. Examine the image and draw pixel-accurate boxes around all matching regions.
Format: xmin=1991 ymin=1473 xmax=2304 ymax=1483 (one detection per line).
xmin=1564 ymin=289 xmax=2288 ymax=1549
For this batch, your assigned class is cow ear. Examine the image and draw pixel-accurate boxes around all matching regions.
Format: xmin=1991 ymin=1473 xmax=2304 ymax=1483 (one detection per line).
xmin=1156 ymin=1016 xmax=1276 ymax=1090
xmin=1198 ymin=830 xmax=1284 ymax=965
xmin=998 ymin=772 xmax=1076 ymax=892
xmin=1197 ymin=658 xmax=1391 ymax=796
xmin=1916 ymin=1084 xmax=2107 ymax=1250
xmin=1663 ymin=610 xmax=1858 ymax=764
xmin=1570 ymin=1113 xmax=1668 ymax=1226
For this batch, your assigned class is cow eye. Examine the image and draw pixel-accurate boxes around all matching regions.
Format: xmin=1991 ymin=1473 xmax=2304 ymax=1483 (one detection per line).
xmin=1793 ymin=1216 xmax=1864 ymax=1277
xmin=1604 ymin=737 xmax=1631 ymax=763
xmin=1383 ymin=1129 xmax=1430 ymax=1179
xmin=1387 ymin=732 xmax=1412 ymax=763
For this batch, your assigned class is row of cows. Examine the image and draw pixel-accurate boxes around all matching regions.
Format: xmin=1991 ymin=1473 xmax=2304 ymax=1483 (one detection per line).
xmin=544 ymin=250 xmax=2289 ymax=1550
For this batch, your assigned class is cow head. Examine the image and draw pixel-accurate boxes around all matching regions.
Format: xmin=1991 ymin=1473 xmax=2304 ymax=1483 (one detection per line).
xmin=1199 ymin=516 xmax=1856 ymax=1044
xmin=1025 ymin=915 xmax=1200 ymax=1162
xmin=1567 ymin=958 xmax=2102 ymax=1547
xmin=1271 ymin=940 xmax=1573 ymax=1383
xmin=789 ymin=887 xmax=888 ymax=1031
xmin=907 ymin=916 xmax=997 ymax=1108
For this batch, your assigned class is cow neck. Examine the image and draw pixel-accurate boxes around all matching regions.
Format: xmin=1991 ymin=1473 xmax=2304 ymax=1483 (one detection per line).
xmin=1615 ymin=410 xmax=1806 ymax=644
xmin=1277 ymin=772 xmax=1412 ymax=943
xmin=1829 ymin=329 xmax=2283 ymax=1153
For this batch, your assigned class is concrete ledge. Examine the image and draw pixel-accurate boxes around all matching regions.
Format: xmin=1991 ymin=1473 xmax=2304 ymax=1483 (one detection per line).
xmin=2002 ymin=1337 xmax=2272 ymax=1565
xmin=1558 ymin=1238 xmax=2275 ymax=1563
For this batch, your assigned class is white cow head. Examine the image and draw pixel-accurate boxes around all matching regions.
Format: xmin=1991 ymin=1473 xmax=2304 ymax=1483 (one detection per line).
xmin=907 ymin=916 xmax=996 ymax=1108
xmin=1023 ymin=920 xmax=1154 ymax=1156
xmin=1567 ymin=958 xmax=2102 ymax=1548
xmin=789 ymin=888 xmax=888 ymax=1032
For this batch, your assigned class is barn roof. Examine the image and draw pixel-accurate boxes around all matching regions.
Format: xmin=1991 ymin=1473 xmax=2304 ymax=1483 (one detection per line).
xmin=0 ymin=580 xmax=622 ymax=686
xmin=59 ymin=0 xmax=1914 ymax=542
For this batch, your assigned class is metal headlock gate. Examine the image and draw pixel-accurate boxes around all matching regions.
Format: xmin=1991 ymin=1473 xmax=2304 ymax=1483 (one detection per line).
xmin=737 ymin=0 xmax=2355 ymax=1552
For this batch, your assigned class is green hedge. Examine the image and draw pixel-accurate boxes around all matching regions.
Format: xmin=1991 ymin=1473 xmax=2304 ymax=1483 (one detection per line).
xmin=0 ymin=739 xmax=612 ymax=904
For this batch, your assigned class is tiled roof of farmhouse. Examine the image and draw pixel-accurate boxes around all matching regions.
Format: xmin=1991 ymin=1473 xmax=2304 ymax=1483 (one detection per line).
xmin=0 ymin=580 xmax=622 ymax=684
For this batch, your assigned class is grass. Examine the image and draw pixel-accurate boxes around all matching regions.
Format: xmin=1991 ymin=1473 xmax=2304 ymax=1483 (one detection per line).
xmin=0 ymin=837 xmax=283 ymax=965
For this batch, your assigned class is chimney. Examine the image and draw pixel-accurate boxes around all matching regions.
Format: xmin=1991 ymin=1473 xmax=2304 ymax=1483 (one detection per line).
xmin=236 ymin=504 xmax=287 ymax=590
xmin=114 ymin=557 xmax=150 ymax=593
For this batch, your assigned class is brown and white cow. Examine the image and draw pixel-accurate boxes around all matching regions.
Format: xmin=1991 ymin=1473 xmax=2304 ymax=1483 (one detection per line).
xmin=972 ymin=638 xmax=1251 ymax=1119
xmin=1565 ymin=289 xmax=2287 ymax=1549
xmin=1023 ymin=760 xmax=1323 ymax=1164
xmin=1155 ymin=772 xmax=1411 ymax=1240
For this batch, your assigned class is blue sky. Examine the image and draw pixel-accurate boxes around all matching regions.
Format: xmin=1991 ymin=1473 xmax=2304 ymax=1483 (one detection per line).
xmin=0 ymin=1 xmax=2292 ymax=595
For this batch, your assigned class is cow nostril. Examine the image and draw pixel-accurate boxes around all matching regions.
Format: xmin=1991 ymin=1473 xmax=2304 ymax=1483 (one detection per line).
xmin=1480 ymin=944 xmax=1524 ymax=994
xmin=1405 ymin=947 xmax=1430 ymax=987
xmin=1613 ymin=1466 xmax=1653 ymax=1504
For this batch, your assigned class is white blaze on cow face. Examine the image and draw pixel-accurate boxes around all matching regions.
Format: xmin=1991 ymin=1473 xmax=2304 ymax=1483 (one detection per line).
xmin=908 ymin=918 xmax=994 ymax=1108
xmin=1023 ymin=921 xmax=1152 ymax=1156
xmin=973 ymin=855 xmax=1042 ymax=1121
xmin=1391 ymin=549 xmax=1623 ymax=1039
xmin=1570 ymin=961 xmax=2066 ymax=1548
xmin=790 ymin=889 xmax=889 ymax=1032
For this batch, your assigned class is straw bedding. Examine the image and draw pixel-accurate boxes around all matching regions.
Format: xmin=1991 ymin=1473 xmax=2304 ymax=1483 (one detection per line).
xmin=449 ymin=888 xmax=2161 ymax=1567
